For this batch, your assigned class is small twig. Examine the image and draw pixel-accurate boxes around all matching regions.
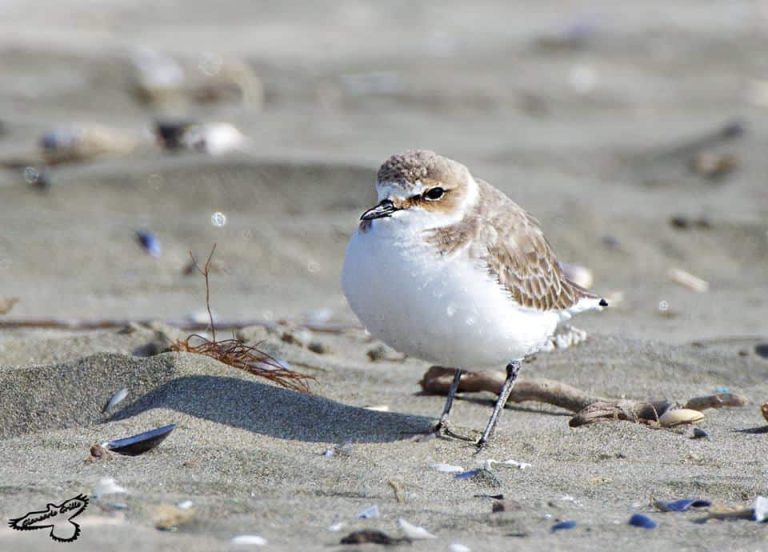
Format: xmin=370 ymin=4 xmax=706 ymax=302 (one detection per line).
xmin=419 ymin=366 xmax=749 ymax=427
xmin=188 ymin=245 xmax=218 ymax=342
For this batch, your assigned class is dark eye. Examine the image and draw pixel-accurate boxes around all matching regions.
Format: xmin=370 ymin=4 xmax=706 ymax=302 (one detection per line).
xmin=424 ymin=187 xmax=445 ymax=200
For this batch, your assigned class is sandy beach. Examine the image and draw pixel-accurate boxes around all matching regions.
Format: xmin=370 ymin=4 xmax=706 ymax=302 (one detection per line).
xmin=1 ymin=1 xmax=767 ymax=550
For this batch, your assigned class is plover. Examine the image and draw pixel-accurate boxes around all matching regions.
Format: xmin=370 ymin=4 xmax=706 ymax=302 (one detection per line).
xmin=342 ymin=150 xmax=607 ymax=450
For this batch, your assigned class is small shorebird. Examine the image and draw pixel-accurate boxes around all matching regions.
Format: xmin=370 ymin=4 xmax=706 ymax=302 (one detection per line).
xmin=342 ymin=150 xmax=607 ymax=450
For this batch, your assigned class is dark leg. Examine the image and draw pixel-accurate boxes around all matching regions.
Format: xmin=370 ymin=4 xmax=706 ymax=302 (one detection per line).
xmin=475 ymin=360 xmax=521 ymax=451
xmin=433 ymin=368 xmax=463 ymax=433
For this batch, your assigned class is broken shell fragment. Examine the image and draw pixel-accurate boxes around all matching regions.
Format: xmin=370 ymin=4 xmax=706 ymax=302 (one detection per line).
xmin=654 ymin=498 xmax=711 ymax=512
xmin=668 ymin=268 xmax=709 ymax=293
xmin=107 ymin=423 xmax=176 ymax=456
xmin=659 ymin=408 xmax=704 ymax=427
xmin=628 ymin=513 xmax=657 ymax=529
xmin=551 ymin=520 xmax=577 ymax=532
xmin=102 ymin=388 xmax=128 ymax=414
xmin=40 ymin=125 xmax=138 ymax=164
xmin=397 ymin=518 xmax=436 ymax=540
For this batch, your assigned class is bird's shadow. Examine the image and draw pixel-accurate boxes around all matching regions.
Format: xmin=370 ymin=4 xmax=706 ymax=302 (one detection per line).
xmin=109 ymin=375 xmax=433 ymax=443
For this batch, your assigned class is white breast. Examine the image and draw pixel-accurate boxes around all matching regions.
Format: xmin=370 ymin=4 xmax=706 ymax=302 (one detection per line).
xmin=341 ymin=220 xmax=560 ymax=368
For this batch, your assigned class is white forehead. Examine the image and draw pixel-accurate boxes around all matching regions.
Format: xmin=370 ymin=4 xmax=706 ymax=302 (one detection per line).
xmin=375 ymin=180 xmax=427 ymax=202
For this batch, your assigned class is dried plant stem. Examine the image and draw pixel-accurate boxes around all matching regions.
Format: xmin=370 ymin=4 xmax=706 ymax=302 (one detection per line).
xmin=169 ymin=245 xmax=315 ymax=393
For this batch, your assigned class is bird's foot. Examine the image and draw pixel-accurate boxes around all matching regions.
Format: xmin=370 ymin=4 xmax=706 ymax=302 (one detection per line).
xmin=407 ymin=422 xmax=474 ymax=443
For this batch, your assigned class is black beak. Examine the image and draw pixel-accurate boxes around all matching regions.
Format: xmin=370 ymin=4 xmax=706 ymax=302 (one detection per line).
xmin=360 ymin=199 xmax=399 ymax=221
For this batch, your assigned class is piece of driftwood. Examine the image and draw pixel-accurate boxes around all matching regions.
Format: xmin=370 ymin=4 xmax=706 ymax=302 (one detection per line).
xmin=419 ymin=366 xmax=749 ymax=427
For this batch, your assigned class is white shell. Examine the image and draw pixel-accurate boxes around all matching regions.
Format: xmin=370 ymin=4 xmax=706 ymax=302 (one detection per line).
xmin=659 ymin=408 xmax=705 ymax=427
xmin=397 ymin=518 xmax=436 ymax=540
xmin=229 ymin=535 xmax=267 ymax=546
xmin=93 ymin=477 xmax=128 ymax=498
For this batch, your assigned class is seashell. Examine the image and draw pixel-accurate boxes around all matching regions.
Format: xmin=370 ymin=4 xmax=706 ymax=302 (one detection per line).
xmin=454 ymin=469 xmax=481 ymax=480
xmin=102 ymin=388 xmax=128 ymax=414
xmin=136 ymin=230 xmax=162 ymax=258
xmin=130 ymin=48 xmax=186 ymax=104
xmin=93 ymin=477 xmax=127 ymax=498
xmin=668 ymin=268 xmax=709 ymax=293
xmin=659 ymin=408 xmax=705 ymax=427
xmin=559 ymin=262 xmax=593 ymax=289
xmin=230 ymin=535 xmax=268 ymax=546
xmin=153 ymin=503 xmax=194 ymax=531
xmin=551 ymin=520 xmax=577 ymax=532
xmin=356 ymin=505 xmax=379 ymax=519
xmin=362 ymin=404 xmax=388 ymax=412
xmin=431 ymin=463 xmax=464 ymax=473
xmin=328 ymin=522 xmax=344 ymax=532
xmin=654 ymin=498 xmax=711 ymax=512
xmin=753 ymin=496 xmax=768 ymax=522
xmin=176 ymin=500 xmax=194 ymax=510
xmin=40 ymin=125 xmax=138 ymax=164
xmin=180 ymin=122 xmax=246 ymax=155
xmin=397 ymin=518 xmax=436 ymax=540
xmin=449 ymin=544 xmax=471 ymax=552
xmin=628 ymin=513 xmax=657 ymax=529
xmin=107 ymin=423 xmax=176 ymax=456
xmin=691 ymin=427 xmax=710 ymax=440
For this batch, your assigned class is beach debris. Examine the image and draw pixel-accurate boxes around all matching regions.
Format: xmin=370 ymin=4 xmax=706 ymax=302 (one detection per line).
xmin=130 ymin=47 xmax=186 ymax=104
xmin=230 ymin=535 xmax=268 ymax=546
xmin=154 ymin=120 xmax=247 ymax=155
xmin=397 ymin=518 xmax=436 ymax=540
xmin=388 ymin=479 xmax=407 ymax=503
xmin=307 ymin=341 xmax=331 ymax=354
xmin=102 ymin=388 xmax=129 ymax=414
xmin=669 ymin=215 xmax=712 ymax=230
xmin=154 ymin=120 xmax=196 ymax=151
xmin=106 ymin=423 xmax=176 ymax=456
xmin=684 ymin=393 xmax=749 ymax=410
xmin=431 ymin=463 xmax=465 ymax=473
xmin=454 ymin=468 xmax=501 ymax=488
xmin=39 ymin=125 xmax=137 ymax=165
xmin=328 ymin=522 xmax=345 ymax=532
xmin=136 ymin=230 xmax=162 ymax=258
xmin=761 ymin=402 xmax=768 ymax=423
xmin=551 ymin=520 xmax=577 ymax=532
xmin=668 ymin=268 xmax=709 ymax=293
xmin=154 ymin=503 xmax=195 ymax=531
xmin=659 ymin=408 xmax=705 ymax=428
xmin=171 ymin=247 xmax=314 ymax=393
xmin=322 ymin=441 xmax=353 ymax=458
xmin=363 ymin=404 xmax=389 ymax=412
xmin=491 ymin=498 xmax=522 ymax=513
xmin=93 ymin=477 xmax=127 ymax=498
xmin=449 ymin=543 xmax=471 ymax=552
xmin=756 ymin=344 xmax=768 ymax=359
xmin=754 ymin=496 xmax=768 ymax=522
xmin=559 ymin=262 xmax=593 ymax=289
xmin=366 ymin=344 xmax=406 ymax=362
xmin=691 ymin=427 xmax=710 ymax=440
xmin=356 ymin=505 xmax=380 ymax=519
xmin=176 ymin=500 xmax=194 ymax=510
xmin=485 ymin=459 xmax=531 ymax=470
xmin=707 ymin=503 xmax=759 ymax=521
xmin=420 ymin=367 xmax=747 ymax=429
xmin=654 ymin=499 xmax=711 ymax=512
xmin=281 ymin=328 xmax=313 ymax=347
xmin=86 ymin=443 xmax=113 ymax=463
xmin=340 ymin=529 xmax=403 ymax=545
xmin=689 ymin=152 xmax=738 ymax=180
xmin=0 ymin=297 xmax=18 ymax=315
xmin=628 ymin=513 xmax=657 ymax=529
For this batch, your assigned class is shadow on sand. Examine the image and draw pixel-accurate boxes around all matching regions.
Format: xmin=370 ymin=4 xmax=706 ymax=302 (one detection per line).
xmin=110 ymin=375 xmax=433 ymax=443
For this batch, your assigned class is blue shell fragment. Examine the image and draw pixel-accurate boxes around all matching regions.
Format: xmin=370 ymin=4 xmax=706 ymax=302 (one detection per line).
xmin=658 ymin=499 xmax=712 ymax=512
xmin=107 ymin=423 xmax=176 ymax=456
xmin=454 ymin=469 xmax=481 ymax=481
xmin=628 ymin=513 xmax=657 ymax=529
xmin=136 ymin=230 xmax=162 ymax=258
xmin=551 ymin=520 xmax=577 ymax=532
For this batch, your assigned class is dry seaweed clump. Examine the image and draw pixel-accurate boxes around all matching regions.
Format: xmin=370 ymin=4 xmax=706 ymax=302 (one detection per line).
xmin=170 ymin=246 xmax=314 ymax=394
